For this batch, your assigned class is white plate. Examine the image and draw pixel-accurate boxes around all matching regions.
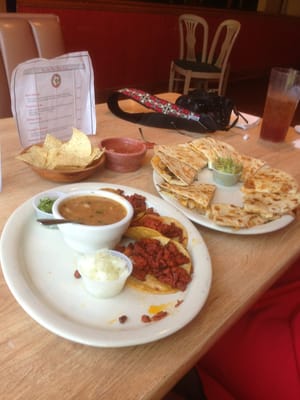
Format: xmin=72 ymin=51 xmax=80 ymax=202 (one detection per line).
xmin=153 ymin=171 xmax=294 ymax=235
xmin=0 ymin=183 xmax=211 ymax=347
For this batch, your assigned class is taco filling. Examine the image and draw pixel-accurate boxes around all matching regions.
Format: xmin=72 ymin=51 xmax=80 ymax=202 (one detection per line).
xmin=128 ymin=213 xmax=187 ymax=245
xmin=117 ymin=236 xmax=192 ymax=293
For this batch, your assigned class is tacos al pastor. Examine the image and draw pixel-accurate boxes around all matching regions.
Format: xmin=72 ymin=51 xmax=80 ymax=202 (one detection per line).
xmin=117 ymin=235 xmax=192 ymax=294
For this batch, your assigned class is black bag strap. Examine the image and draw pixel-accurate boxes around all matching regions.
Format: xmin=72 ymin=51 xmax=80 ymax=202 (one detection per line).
xmin=107 ymin=88 xmax=219 ymax=133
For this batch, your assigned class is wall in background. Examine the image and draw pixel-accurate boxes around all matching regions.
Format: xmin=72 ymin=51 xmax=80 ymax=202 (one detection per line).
xmin=258 ymin=0 xmax=300 ymax=16
xmin=0 ymin=0 xmax=6 ymax=11
xmin=285 ymin=0 xmax=300 ymax=16
xmin=17 ymin=0 xmax=300 ymax=101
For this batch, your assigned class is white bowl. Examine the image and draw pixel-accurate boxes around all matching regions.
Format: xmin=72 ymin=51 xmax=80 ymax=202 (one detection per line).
xmin=32 ymin=190 xmax=64 ymax=224
xmin=52 ymin=189 xmax=134 ymax=252
xmin=77 ymin=249 xmax=133 ymax=298
xmin=212 ymin=167 xmax=241 ymax=186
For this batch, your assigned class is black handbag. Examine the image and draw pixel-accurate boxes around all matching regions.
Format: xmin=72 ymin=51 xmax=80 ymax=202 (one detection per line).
xmin=107 ymin=88 xmax=244 ymax=134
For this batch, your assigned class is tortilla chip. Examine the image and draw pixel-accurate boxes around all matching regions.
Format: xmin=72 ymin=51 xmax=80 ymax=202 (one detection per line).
xmin=43 ymin=134 xmax=63 ymax=150
xmin=17 ymin=128 xmax=104 ymax=171
xmin=16 ymin=145 xmax=48 ymax=168
xmin=59 ymin=128 xmax=92 ymax=159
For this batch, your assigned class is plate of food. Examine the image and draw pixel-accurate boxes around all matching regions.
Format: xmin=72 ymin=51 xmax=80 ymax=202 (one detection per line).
xmin=151 ymin=138 xmax=299 ymax=235
xmin=0 ymin=183 xmax=212 ymax=347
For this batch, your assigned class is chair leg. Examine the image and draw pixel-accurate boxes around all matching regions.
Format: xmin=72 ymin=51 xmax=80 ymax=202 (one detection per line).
xmin=183 ymin=71 xmax=192 ymax=94
xmin=220 ymin=63 xmax=230 ymax=96
xmin=168 ymin=61 xmax=175 ymax=92
xmin=203 ymin=80 xmax=209 ymax=92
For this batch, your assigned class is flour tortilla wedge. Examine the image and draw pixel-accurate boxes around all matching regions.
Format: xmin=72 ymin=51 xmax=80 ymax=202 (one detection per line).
xmin=151 ymin=154 xmax=193 ymax=186
xmin=125 ymin=235 xmax=192 ymax=294
xmin=158 ymin=180 xmax=216 ymax=213
xmin=190 ymin=137 xmax=238 ymax=168
xmin=238 ymin=154 xmax=266 ymax=182
xmin=207 ymin=203 xmax=273 ymax=229
xmin=242 ymin=166 xmax=299 ymax=194
xmin=153 ymin=150 xmax=198 ymax=185
xmin=154 ymin=144 xmax=207 ymax=171
xmin=243 ymin=191 xmax=300 ymax=218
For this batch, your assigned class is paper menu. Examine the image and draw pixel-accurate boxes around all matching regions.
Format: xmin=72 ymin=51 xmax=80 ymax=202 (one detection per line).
xmin=10 ymin=51 xmax=96 ymax=148
xmin=230 ymin=111 xmax=260 ymax=130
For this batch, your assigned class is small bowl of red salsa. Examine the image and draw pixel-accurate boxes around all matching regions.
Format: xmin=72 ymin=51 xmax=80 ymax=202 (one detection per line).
xmin=100 ymin=137 xmax=147 ymax=173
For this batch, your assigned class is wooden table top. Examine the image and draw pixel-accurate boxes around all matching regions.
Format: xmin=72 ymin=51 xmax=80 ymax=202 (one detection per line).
xmin=1 ymin=96 xmax=300 ymax=400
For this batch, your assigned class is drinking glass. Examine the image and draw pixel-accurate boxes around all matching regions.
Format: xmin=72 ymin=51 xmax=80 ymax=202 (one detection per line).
xmin=260 ymin=67 xmax=300 ymax=142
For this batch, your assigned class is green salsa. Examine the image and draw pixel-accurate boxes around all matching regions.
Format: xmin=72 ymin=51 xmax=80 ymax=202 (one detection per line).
xmin=38 ymin=197 xmax=56 ymax=214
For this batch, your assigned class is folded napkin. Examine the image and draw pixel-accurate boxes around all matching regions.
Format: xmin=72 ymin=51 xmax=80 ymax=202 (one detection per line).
xmin=231 ymin=112 xmax=260 ymax=130
xmin=293 ymin=139 xmax=300 ymax=149
xmin=294 ymin=125 xmax=300 ymax=134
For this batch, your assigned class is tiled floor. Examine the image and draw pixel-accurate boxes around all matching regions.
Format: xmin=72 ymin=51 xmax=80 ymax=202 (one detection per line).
xmin=226 ymin=76 xmax=300 ymax=126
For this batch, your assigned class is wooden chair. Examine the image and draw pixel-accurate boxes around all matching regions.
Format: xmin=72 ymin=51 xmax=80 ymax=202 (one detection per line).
xmin=168 ymin=14 xmax=208 ymax=94
xmin=169 ymin=17 xmax=241 ymax=96
xmin=0 ymin=13 xmax=65 ymax=118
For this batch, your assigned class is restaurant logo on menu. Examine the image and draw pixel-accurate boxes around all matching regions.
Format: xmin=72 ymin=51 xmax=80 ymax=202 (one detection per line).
xmin=51 ymin=73 xmax=62 ymax=88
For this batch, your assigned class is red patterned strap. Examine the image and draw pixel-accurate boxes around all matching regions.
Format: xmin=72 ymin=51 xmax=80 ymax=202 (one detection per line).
xmin=107 ymin=88 xmax=218 ymax=132
xmin=119 ymin=88 xmax=202 ymax=122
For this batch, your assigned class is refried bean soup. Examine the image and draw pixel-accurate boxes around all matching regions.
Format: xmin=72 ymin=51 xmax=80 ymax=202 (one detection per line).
xmin=59 ymin=195 xmax=127 ymax=226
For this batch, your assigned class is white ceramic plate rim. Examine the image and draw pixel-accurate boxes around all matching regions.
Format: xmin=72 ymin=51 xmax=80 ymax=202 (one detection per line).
xmin=153 ymin=170 xmax=294 ymax=235
xmin=0 ymin=182 xmax=212 ymax=347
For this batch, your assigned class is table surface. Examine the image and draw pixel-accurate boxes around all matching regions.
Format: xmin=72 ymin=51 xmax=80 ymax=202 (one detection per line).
xmin=1 ymin=95 xmax=300 ymax=400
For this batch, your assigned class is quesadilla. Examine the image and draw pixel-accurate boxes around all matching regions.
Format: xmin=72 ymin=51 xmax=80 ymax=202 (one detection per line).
xmin=158 ymin=180 xmax=216 ymax=213
xmin=243 ymin=191 xmax=300 ymax=218
xmin=238 ymin=154 xmax=266 ymax=182
xmin=152 ymin=143 xmax=208 ymax=185
xmin=190 ymin=137 xmax=238 ymax=168
xmin=207 ymin=203 xmax=273 ymax=229
xmin=154 ymin=143 xmax=207 ymax=171
xmin=242 ymin=166 xmax=299 ymax=194
xmin=151 ymin=137 xmax=300 ymax=230
xmin=151 ymin=154 xmax=198 ymax=186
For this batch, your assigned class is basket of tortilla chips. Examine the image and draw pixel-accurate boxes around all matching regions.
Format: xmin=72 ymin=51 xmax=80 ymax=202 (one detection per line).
xmin=17 ymin=128 xmax=105 ymax=183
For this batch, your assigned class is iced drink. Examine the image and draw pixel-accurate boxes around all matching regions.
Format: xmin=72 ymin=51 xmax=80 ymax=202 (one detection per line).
xmin=260 ymin=92 xmax=298 ymax=142
xmin=260 ymin=68 xmax=300 ymax=142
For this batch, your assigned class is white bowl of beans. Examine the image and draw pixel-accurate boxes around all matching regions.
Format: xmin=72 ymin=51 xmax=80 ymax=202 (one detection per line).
xmin=52 ymin=189 xmax=134 ymax=253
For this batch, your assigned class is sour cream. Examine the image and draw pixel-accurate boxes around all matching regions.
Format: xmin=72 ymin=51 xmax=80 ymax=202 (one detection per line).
xmin=77 ymin=249 xmax=132 ymax=298
xmin=78 ymin=249 xmax=128 ymax=281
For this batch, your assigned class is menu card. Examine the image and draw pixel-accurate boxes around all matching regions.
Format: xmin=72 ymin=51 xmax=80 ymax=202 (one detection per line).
xmin=10 ymin=51 xmax=96 ymax=148
xmin=231 ymin=111 xmax=260 ymax=130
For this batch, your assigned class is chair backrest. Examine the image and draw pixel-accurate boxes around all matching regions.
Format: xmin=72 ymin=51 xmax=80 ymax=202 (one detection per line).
xmin=0 ymin=13 xmax=65 ymax=118
xmin=178 ymin=14 xmax=208 ymax=63
xmin=207 ymin=19 xmax=240 ymax=71
xmin=29 ymin=17 xmax=65 ymax=59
